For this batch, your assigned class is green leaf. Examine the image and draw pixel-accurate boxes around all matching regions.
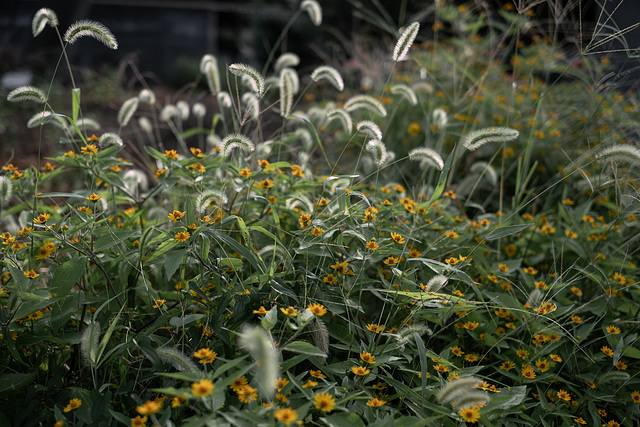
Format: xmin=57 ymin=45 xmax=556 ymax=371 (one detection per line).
xmin=426 ymin=143 xmax=456 ymax=206
xmin=484 ymin=224 xmax=533 ymax=241
xmin=72 ymin=88 xmax=81 ymax=122
xmin=169 ymin=314 xmax=205 ymax=327
xmin=320 ymin=412 xmax=365 ymax=427
xmin=0 ymin=372 xmax=37 ymax=396
xmin=165 ymin=248 xmax=188 ymax=280
xmin=283 ymin=341 xmax=326 ymax=357
xmin=51 ymin=257 xmax=86 ymax=296
xmin=261 ymin=305 xmax=278 ymax=330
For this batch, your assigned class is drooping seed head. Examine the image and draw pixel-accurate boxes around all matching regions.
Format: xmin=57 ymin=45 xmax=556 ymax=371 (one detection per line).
xmin=64 ymin=20 xmax=118 ymax=49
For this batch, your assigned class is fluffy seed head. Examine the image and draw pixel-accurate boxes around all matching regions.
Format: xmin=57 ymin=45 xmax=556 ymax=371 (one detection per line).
xmin=327 ymin=109 xmax=352 ymax=133
xmin=156 ymin=347 xmax=200 ymax=375
xmin=138 ymin=89 xmax=156 ymax=104
xmin=366 ymin=139 xmax=388 ymax=166
xmin=220 ymin=133 xmax=255 ymax=158
xmin=217 ymin=92 xmax=232 ymax=109
xmin=344 ymin=95 xmax=387 ymax=117
xmin=99 ymin=132 xmax=123 ymax=147
xmin=7 ymin=86 xmax=47 ymax=104
xmin=80 ymin=321 xmax=101 ymax=367
xmin=274 ymin=52 xmax=300 ymax=72
xmin=310 ymin=65 xmax=344 ymax=91
xmin=595 ymin=144 xmax=640 ymax=167
xmin=426 ymin=274 xmax=448 ymax=292
xmin=437 ymin=376 xmax=484 ymax=406
xmin=32 ymin=8 xmax=58 ymax=37
xmin=192 ymin=103 xmax=206 ymax=119
xmin=462 ymin=127 xmax=519 ymax=151
xmin=393 ymin=22 xmax=420 ymax=61
xmin=117 ymin=97 xmax=139 ymax=127
xmin=176 ymin=101 xmax=190 ymax=121
xmin=301 ymin=0 xmax=322 ymax=26
xmin=204 ymin=61 xmax=221 ymax=95
xmin=27 ymin=111 xmax=67 ymax=130
xmin=64 ymin=20 xmax=118 ymax=49
xmin=160 ymin=105 xmax=179 ymax=122
xmin=390 ymin=84 xmax=418 ymax=105
xmin=238 ymin=325 xmax=279 ymax=399
xmin=0 ymin=176 xmax=13 ymax=203
xmin=229 ymin=63 xmax=264 ymax=96
xmin=409 ymin=147 xmax=444 ymax=171
xmin=279 ymin=69 xmax=295 ymax=118
xmin=199 ymin=54 xmax=217 ymax=73
xmin=196 ymin=189 xmax=228 ymax=213
xmin=76 ymin=118 xmax=101 ymax=130
xmin=356 ymin=120 xmax=382 ymax=140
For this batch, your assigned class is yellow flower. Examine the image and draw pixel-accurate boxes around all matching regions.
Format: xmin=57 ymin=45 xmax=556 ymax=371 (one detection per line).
xmin=81 ymin=144 xmax=98 ymax=155
xmin=383 ymin=256 xmax=401 ymax=266
xmin=535 ymin=358 xmax=550 ymax=372
xmin=154 ymin=169 xmax=167 ymax=178
xmin=308 ymin=303 xmax=327 ymax=316
xmin=136 ymin=399 xmax=162 ymax=415
xmin=258 ymin=159 xmax=271 ymax=168
xmin=190 ymin=147 xmax=204 ymax=157
xmin=255 ymin=178 xmax=275 ymax=189
xmin=458 ymin=406 xmax=481 ymax=423
xmin=54 ymin=421 xmax=64 ymax=427
xmin=606 ymin=325 xmax=621 ymax=335
xmin=366 ymin=323 xmax=384 ymax=333
xmin=86 ymin=192 xmax=102 ymax=202
xmin=131 ymin=415 xmax=148 ymax=427
xmin=23 ymin=269 xmax=39 ymax=279
xmin=390 ymin=232 xmax=405 ymax=244
xmin=351 ymin=366 xmax=371 ymax=376
xmin=505 ymin=244 xmax=517 ymax=256
xmin=174 ymin=231 xmax=190 ymax=242
xmin=302 ymin=380 xmax=318 ymax=388
xmin=187 ymin=163 xmax=206 ymax=173
xmin=360 ymin=351 xmax=375 ymax=364
xmin=309 ymin=370 xmax=326 ymax=379
xmin=366 ymin=397 xmax=387 ymax=408
xmin=616 ymin=360 xmax=627 ymax=370
xmin=573 ymin=418 xmax=587 ymax=424
xmin=274 ymin=408 xmax=297 ymax=425
xmin=253 ymin=306 xmax=268 ymax=314
xmin=523 ymin=266 xmax=538 ymax=275
xmin=280 ymin=306 xmax=297 ymax=316
xmin=152 ymin=299 xmax=166 ymax=309
xmin=193 ymin=348 xmax=217 ymax=364
xmin=631 ymin=391 xmax=640 ymax=403
xmin=549 ymin=354 xmax=562 ymax=362
xmin=63 ymin=398 xmax=82 ymax=412
xmin=366 ymin=240 xmax=379 ymax=250
xmin=164 ymin=149 xmax=179 ymax=160
xmin=229 ymin=376 xmax=248 ymax=392
xmin=444 ymin=230 xmax=459 ymax=239
xmin=408 ymin=122 xmax=421 ymax=136
xmin=33 ymin=213 xmax=51 ymax=223
xmin=168 ymin=210 xmax=186 ymax=222
xmin=521 ymin=365 xmax=536 ymax=379
xmin=311 ymin=227 xmax=324 ymax=236
xmin=498 ymin=263 xmax=509 ymax=272
xmin=171 ymin=395 xmax=187 ymax=408
xmin=237 ymin=384 xmax=258 ymax=403
xmin=313 ymin=392 xmax=335 ymax=413
xmin=557 ymin=390 xmax=571 ymax=401
xmin=500 ymin=361 xmax=515 ymax=371
xmin=433 ymin=364 xmax=449 ymax=372
xmin=463 ymin=321 xmax=479 ymax=330
xmin=191 ymin=379 xmax=214 ymax=397
xmin=239 ymin=167 xmax=252 ymax=177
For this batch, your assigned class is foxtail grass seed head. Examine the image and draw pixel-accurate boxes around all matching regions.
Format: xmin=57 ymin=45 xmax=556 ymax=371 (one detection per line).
xmin=76 ymin=118 xmax=100 ymax=130
xmin=176 ymin=101 xmax=190 ymax=121
xmin=301 ymin=0 xmax=322 ymax=26
xmin=160 ymin=105 xmax=179 ymax=122
xmin=99 ymin=132 xmax=123 ymax=147
xmin=138 ymin=117 xmax=152 ymax=134
xmin=595 ymin=144 xmax=640 ymax=166
xmin=0 ymin=176 xmax=13 ymax=203
xmin=390 ymin=84 xmax=418 ymax=105
xmin=366 ymin=139 xmax=388 ymax=166
xmin=599 ymin=371 xmax=631 ymax=384
xmin=242 ymin=93 xmax=260 ymax=121
xmin=462 ymin=127 xmax=519 ymax=151
xmin=283 ymin=68 xmax=300 ymax=94
xmin=454 ymin=391 xmax=491 ymax=410
xmin=220 ymin=133 xmax=255 ymax=158
xmin=229 ymin=63 xmax=264 ymax=96
xmin=327 ymin=109 xmax=352 ymax=133
xmin=344 ymin=95 xmax=387 ymax=117
xmin=433 ymin=108 xmax=448 ymax=127
xmin=192 ymin=103 xmax=206 ymax=119
xmin=117 ymin=97 xmax=139 ymax=127
xmin=437 ymin=376 xmax=484 ymax=406
xmin=80 ymin=321 xmax=101 ymax=367
xmin=280 ymin=69 xmax=295 ymax=118
xmin=257 ymin=245 xmax=292 ymax=269
xmin=217 ymin=92 xmax=232 ymax=109
xmin=312 ymin=318 xmax=329 ymax=357
xmin=32 ymin=8 xmax=58 ymax=37
xmin=426 ymin=274 xmax=448 ymax=292
xmin=310 ymin=65 xmax=344 ymax=91
xmin=27 ymin=111 xmax=67 ymax=130
xmin=64 ymin=20 xmax=118 ymax=49
xmin=470 ymin=162 xmax=498 ymax=186
xmin=156 ymin=347 xmax=201 ymax=375
xmin=274 ymin=52 xmax=300 ymax=72
xmin=123 ymin=169 xmax=148 ymax=194
xmin=238 ymin=325 xmax=279 ymax=399
xmin=199 ymin=54 xmax=217 ymax=73
xmin=392 ymin=22 xmax=420 ymax=62
xmin=138 ymin=89 xmax=156 ymax=104
xmin=7 ymin=86 xmax=47 ymax=104
xmin=356 ymin=120 xmax=382 ymax=140
xmin=204 ymin=61 xmax=221 ymax=95
xmin=409 ymin=147 xmax=444 ymax=171
xmin=196 ymin=189 xmax=228 ymax=213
